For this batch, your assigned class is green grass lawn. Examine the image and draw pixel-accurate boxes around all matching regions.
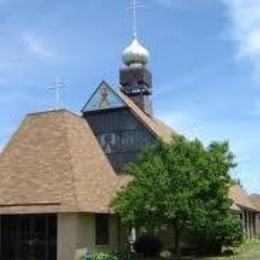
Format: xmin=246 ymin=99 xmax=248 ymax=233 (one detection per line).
xmin=203 ymin=243 xmax=260 ymax=260
xmin=139 ymin=242 xmax=260 ymax=260
xmin=204 ymin=241 xmax=260 ymax=260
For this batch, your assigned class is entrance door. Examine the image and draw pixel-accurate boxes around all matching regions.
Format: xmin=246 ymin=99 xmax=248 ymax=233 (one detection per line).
xmin=1 ymin=214 xmax=57 ymax=260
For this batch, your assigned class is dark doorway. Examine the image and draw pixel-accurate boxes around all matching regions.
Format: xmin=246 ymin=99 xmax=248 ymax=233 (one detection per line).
xmin=1 ymin=214 xmax=57 ymax=260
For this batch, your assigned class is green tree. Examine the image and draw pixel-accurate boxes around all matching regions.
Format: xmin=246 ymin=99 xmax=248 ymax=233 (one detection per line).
xmin=112 ymin=136 xmax=241 ymax=255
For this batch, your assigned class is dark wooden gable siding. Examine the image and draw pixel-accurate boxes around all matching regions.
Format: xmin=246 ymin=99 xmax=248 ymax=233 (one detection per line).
xmin=83 ymin=108 xmax=156 ymax=173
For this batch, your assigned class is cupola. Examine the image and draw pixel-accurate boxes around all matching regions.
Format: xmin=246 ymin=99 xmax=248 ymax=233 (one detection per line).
xmin=122 ymin=37 xmax=149 ymax=67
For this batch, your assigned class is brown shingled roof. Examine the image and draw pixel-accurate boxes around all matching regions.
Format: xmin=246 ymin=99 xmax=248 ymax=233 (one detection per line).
xmin=229 ymin=185 xmax=259 ymax=212
xmin=117 ymin=90 xmax=175 ymax=142
xmin=249 ymin=194 xmax=260 ymax=211
xmin=0 ymin=110 xmax=129 ymax=214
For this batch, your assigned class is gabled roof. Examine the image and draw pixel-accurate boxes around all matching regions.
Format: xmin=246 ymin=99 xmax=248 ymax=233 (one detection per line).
xmin=229 ymin=185 xmax=259 ymax=212
xmin=0 ymin=110 xmax=129 ymax=214
xmin=249 ymin=194 xmax=260 ymax=211
xmin=82 ymin=81 xmax=175 ymax=142
xmin=117 ymin=90 xmax=175 ymax=142
xmin=81 ymin=81 xmax=126 ymax=113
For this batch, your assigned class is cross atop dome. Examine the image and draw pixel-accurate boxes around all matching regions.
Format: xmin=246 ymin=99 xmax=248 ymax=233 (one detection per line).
xmin=120 ymin=0 xmax=152 ymax=115
xmin=122 ymin=0 xmax=150 ymax=67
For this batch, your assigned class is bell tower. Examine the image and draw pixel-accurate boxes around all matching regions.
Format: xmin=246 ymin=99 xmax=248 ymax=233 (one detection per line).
xmin=120 ymin=38 xmax=152 ymax=115
xmin=119 ymin=0 xmax=152 ymax=115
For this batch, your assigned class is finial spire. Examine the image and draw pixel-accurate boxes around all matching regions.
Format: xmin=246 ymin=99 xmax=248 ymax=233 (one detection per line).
xmin=128 ymin=0 xmax=145 ymax=39
xmin=133 ymin=0 xmax=137 ymax=38
xmin=123 ymin=0 xmax=149 ymax=67
xmin=49 ymin=76 xmax=65 ymax=109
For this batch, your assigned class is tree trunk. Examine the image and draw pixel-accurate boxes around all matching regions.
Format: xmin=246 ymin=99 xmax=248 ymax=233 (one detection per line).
xmin=174 ymin=218 xmax=181 ymax=256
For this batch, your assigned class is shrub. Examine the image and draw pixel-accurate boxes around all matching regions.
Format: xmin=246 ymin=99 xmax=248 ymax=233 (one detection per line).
xmin=194 ymin=214 xmax=243 ymax=255
xmin=93 ymin=252 xmax=118 ymax=260
xmin=114 ymin=249 xmax=137 ymax=260
xmin=215 ymin=214 xmax=243 ymax=248
xmin=133 ymin=234 xmax=162 ymax=257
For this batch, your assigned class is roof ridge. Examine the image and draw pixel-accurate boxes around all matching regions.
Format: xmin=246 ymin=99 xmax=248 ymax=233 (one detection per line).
xmin=229 ymin=184 xmax=259 ymax=212
xmin=27 ymin=109 xmax=80 ymax=118
xmin=249 ymin=193 xmax=260 ymax=197
xmin=0 ymin=116 xmax=29 ymax=157
xmin=116 ymin=90 xmax=174 ymax=142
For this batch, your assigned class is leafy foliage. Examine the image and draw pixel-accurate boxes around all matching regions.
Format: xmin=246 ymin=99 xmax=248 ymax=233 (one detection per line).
xmin=112 ymin=135 xmax=241 ymax=254
xmin=193 ymin=214 xmax=243 ymax=254
xmin=92 ymin=252 xmax=117 ymax=260
xmin=234 ymin=238 xmax=260 ymax=255
xmin=215 ymin=214 xmax=243 ymax=248
xmin=113 ymin=249 xmax=137 ymax=260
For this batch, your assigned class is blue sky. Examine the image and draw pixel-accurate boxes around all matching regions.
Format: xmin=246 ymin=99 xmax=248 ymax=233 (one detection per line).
xmin=0 ymin=0 xmax=260 ymax=193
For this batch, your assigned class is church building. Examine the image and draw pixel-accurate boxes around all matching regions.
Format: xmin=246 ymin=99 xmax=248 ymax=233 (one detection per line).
xmin=0 ymin=36 xmax=173 ymax=260
xmin=0 ymin=25 xmax=259 ymax=260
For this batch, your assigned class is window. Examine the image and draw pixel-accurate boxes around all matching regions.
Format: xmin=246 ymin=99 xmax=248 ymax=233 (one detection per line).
xmin=95 ymin=214 xmax=109 ymax=245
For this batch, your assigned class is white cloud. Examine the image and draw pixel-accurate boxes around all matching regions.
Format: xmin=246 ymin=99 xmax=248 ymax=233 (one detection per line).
xmin=21 ymin=32 xmax=52 ymax=59
xmin=221 ymin=0 xmax=260 ymax=65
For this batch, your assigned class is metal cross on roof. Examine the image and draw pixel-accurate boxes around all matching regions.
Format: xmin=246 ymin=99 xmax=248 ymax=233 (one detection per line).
xmin=49 ymin=76 xmax=65 ymax=109
xmin=127 ymin=0 xmax=146 ymax=38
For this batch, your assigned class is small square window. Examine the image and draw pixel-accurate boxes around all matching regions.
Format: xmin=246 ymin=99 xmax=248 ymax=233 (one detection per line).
xmin=95 ymin=214 xmax=109 ymax=245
